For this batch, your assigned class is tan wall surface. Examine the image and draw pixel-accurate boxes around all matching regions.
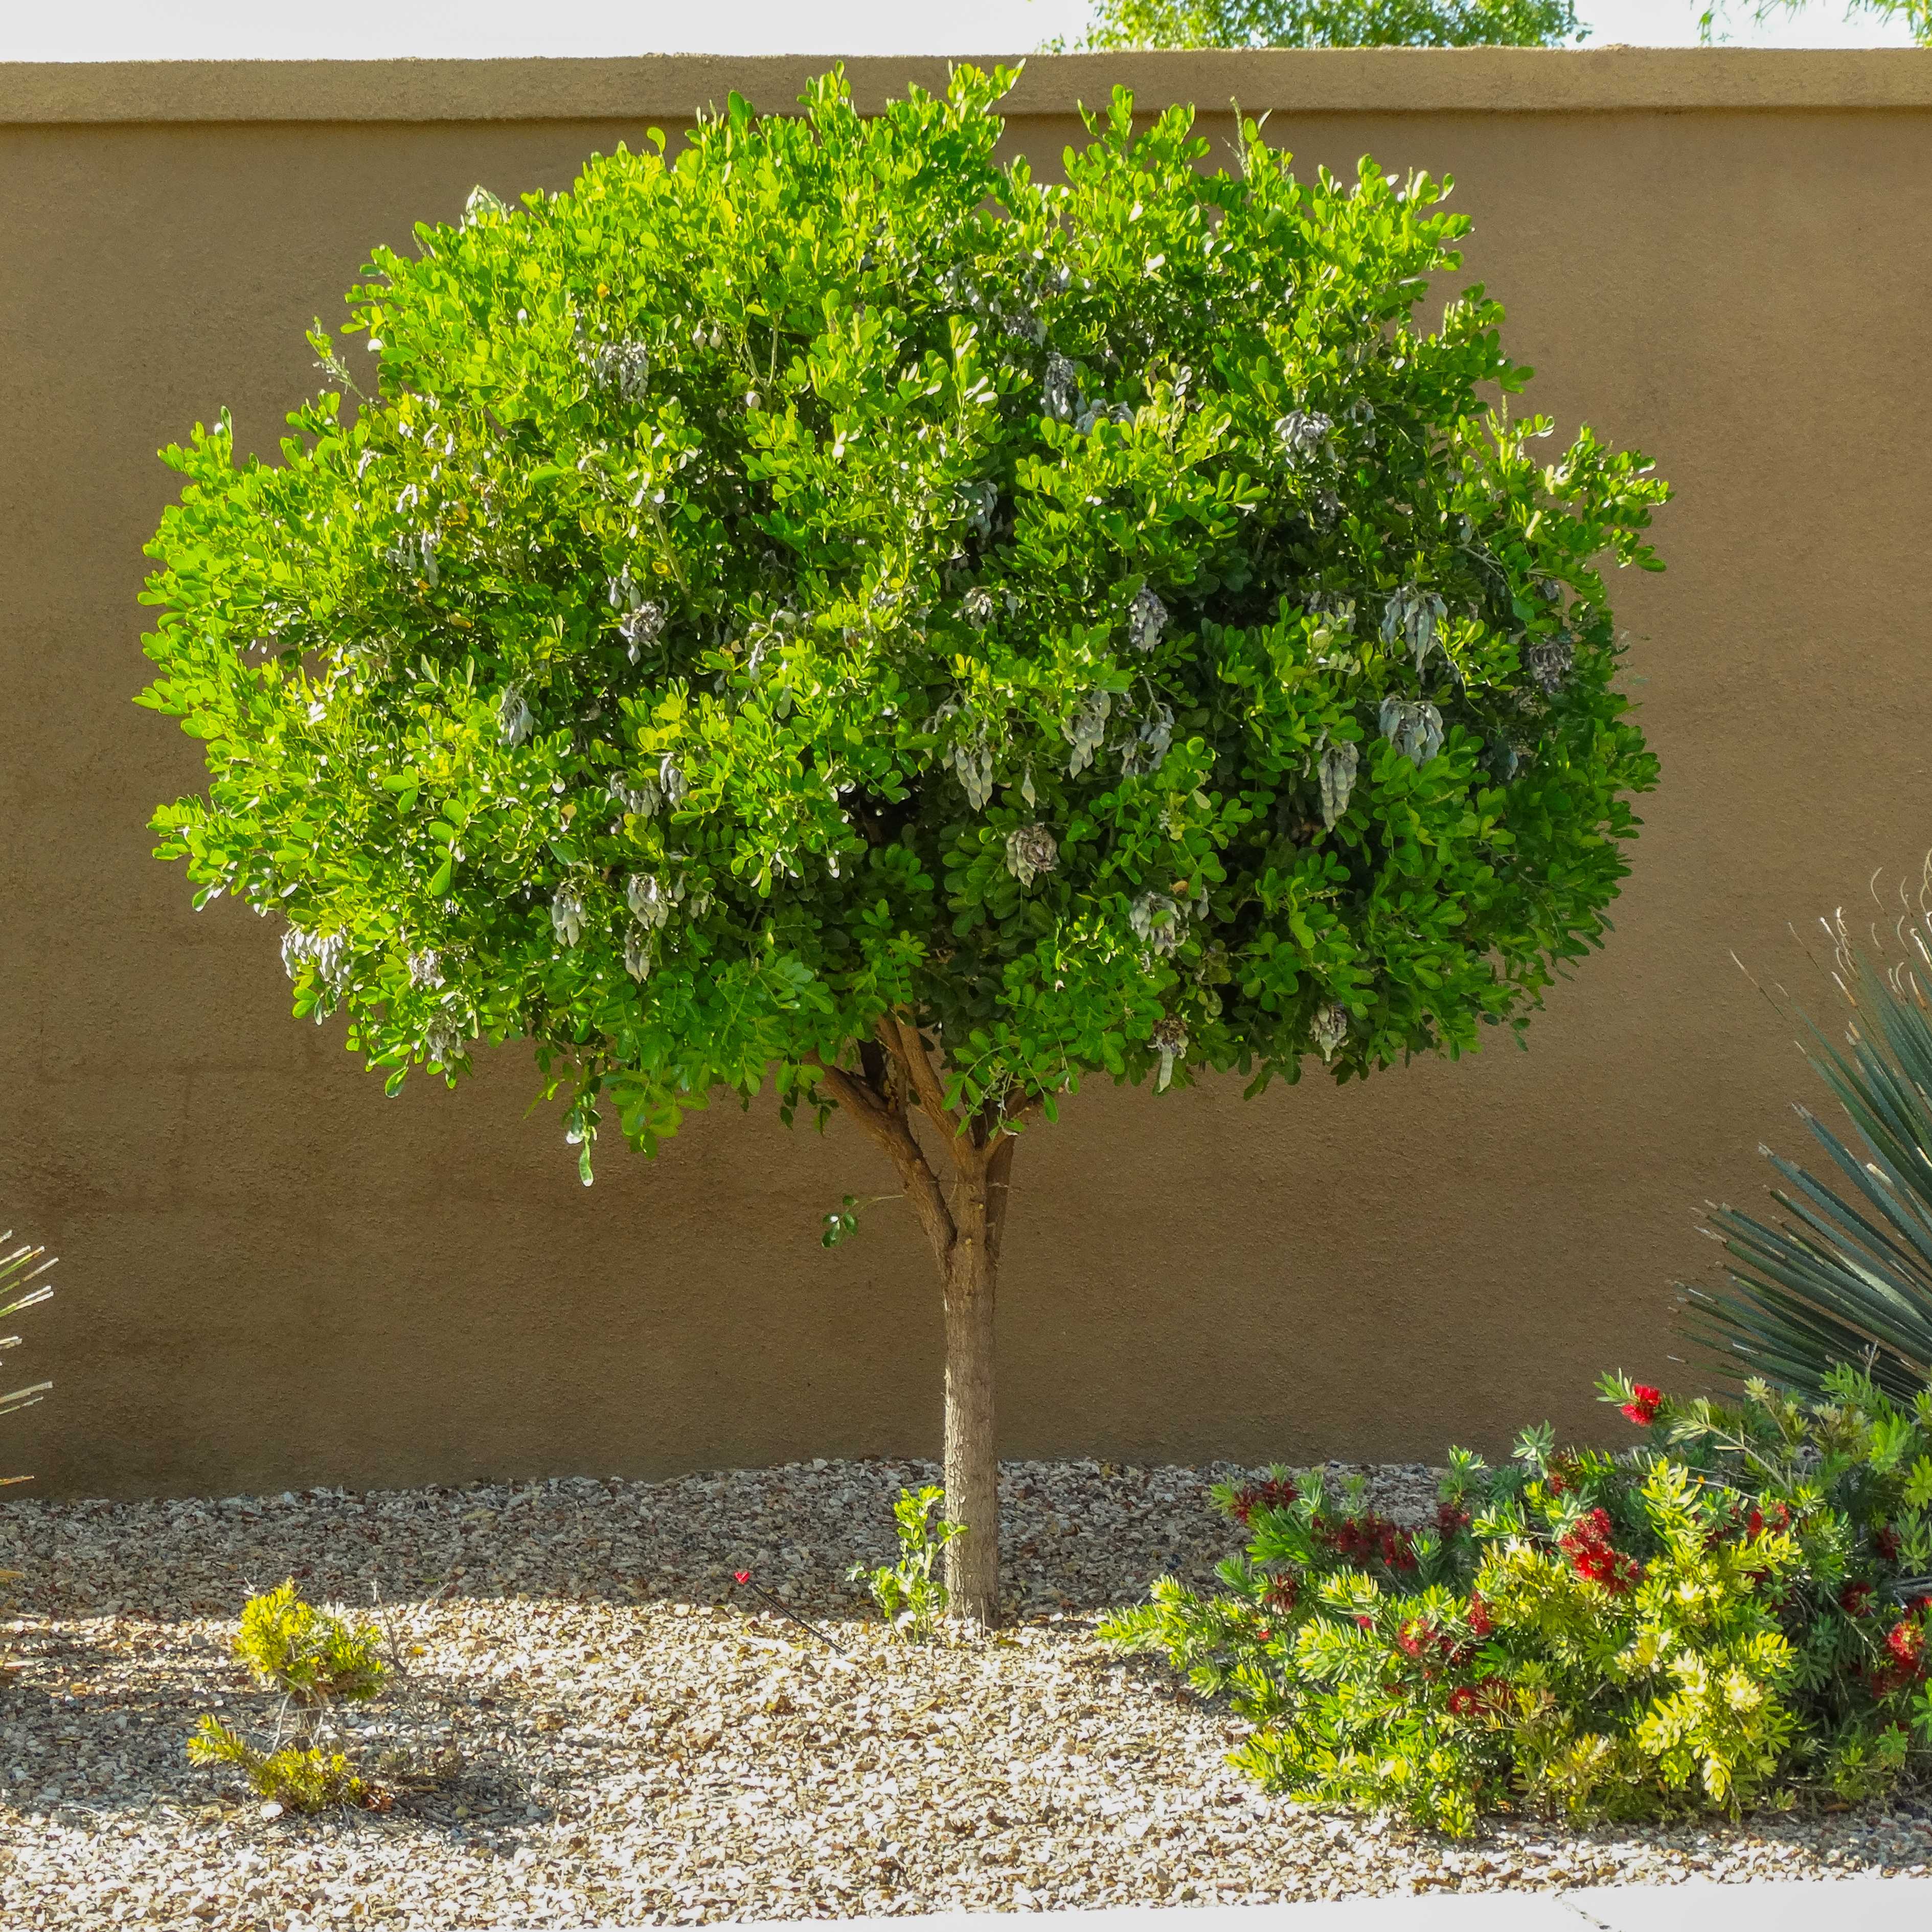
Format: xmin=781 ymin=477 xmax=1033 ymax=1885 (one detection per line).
xmin=4 ymin=50 xmax=1928 ymax=1501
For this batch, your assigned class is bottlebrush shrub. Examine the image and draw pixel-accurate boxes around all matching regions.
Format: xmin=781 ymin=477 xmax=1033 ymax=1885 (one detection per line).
xmin=1103 ymin=1369 xmax=1932 ymax=1835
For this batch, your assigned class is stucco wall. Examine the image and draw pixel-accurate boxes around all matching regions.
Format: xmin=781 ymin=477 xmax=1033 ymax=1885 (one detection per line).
xmin=4 ymin=50 xmax=1928 ymax=1500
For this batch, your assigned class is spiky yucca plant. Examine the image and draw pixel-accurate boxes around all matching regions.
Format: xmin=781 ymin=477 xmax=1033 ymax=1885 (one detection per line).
xmin=0 ymin=1232 xmax=54 ymax=1483
xmin=1686 ymin=892 xmax=1932 ymax=1399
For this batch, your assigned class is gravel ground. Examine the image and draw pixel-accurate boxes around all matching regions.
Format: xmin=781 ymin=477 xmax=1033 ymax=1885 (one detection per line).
xmin=1 ymin=1456 xmax=1929 ymax=1930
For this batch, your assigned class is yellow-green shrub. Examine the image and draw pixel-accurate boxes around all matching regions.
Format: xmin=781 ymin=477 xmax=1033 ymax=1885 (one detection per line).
xmin=1104 ymin=1369 xmax=1932 ymax=1834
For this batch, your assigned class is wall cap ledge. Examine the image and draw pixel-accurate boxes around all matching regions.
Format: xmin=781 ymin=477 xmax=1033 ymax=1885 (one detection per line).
xmin=4 ymin=48 xmax=1931 ymax=127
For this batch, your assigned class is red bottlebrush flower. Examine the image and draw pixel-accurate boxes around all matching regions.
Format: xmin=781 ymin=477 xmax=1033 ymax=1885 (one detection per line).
xmin=1620 ymin=1384 xmax=1663 ymax=1427
xmin=1355 ymin=1613 xmax=1375 ymax=1631
xmin=1884 ymin=1619 xmax=1924 ymax=1669
xmin=1263 ymin=1575 xmax=1300 ymax=1616
xmin=1396 ymin=1618 xmax=1431 ymax=1660
xmin=733 ymin=1570 xmax=751 ymax=1585
xmin=1232 ymin=1476 xmax=1300 ymax=1528
xmin=1446 ymin=1685 xmax=1480 ymax=1718
xmin=1873 ymin=1524 xmax=1902 ymax=1562
xmin=1437 ymin=1502 xmax=1471 ymax=1538
xmin=1467 ymin=1592 xmax=1493 ymax=1639
xmin=1840 ymin=1581 xmax=1875 ymax=1618
xmin=1560 ymin=1508 xmax=1640 ymax=1594
xmin=1255 ymin=1626 xmax=1272 ymax=1644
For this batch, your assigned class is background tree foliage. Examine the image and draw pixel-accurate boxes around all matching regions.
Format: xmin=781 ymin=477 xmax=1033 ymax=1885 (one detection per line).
xmin=1066 ymin=0 xmax=1584 ymax=51
xmin=140 ymin=68 xmax=1665 ymax=1616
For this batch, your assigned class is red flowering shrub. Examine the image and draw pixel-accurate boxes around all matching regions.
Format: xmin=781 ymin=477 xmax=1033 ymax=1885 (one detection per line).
xmin=1558 ymin=1507 xmax=1643 ymax=1593
xmin=1620 ymin=1384 xmax=1663 ymax=1426
xmin=1104 ymin=1367 xmax=1932 ymax=1835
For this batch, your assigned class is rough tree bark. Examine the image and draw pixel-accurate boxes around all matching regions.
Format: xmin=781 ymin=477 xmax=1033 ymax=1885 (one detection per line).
xmin=814 ymin=1011 xmax=1027 ymax=1626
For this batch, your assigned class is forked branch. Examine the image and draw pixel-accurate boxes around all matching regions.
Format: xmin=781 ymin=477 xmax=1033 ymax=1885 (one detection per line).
xmin=812 ymin=1058 xmax=957 ymax=1263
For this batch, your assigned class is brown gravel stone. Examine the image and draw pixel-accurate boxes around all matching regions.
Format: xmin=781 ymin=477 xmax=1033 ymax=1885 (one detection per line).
xmin=0 ymin=1457 xmax=1926 ymax=1929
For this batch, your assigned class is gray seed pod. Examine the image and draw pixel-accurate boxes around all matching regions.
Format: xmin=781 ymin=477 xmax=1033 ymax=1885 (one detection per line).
xmin=1127 ymin=586 xmax=1168 ymax=655
xmin=497 ymin=687 xmax=533 ymax=748
xmin=550 ymin=884 xmax=586 ymax=947
xmin=1005 ymin=823 xmax=1059 ymax=888
xmin=1318 ymin=741 xmax=1360 ymax=829
xmin=1311 ymin=1001 xmax=1349 ymax=1065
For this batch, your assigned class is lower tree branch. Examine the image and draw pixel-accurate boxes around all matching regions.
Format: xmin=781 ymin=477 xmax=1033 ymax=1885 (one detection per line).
xmin=879 ymin=1010 xmax=970 ymax=1154
xmin=813 ymin=1058 xmax=956 ymax=1265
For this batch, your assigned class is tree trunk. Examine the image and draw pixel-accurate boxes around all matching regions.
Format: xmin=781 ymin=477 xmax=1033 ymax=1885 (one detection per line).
xmin=942 ymin=1222 xmax=1000 ymax=1626
xmin=812 ymin=1014 xmax=1030 ymax=1629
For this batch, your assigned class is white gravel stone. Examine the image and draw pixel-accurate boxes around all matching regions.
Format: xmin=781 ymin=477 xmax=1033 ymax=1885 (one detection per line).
xmin=0 ymin=1457 xmax=1926 ymax=1929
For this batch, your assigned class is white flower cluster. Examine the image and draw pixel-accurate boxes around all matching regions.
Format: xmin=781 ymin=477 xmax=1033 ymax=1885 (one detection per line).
xmin=407 ymin=949 xmax=444 ymax=990
xmin=960 ymin=587 xmax=994 ymax=628
xmin=281 ymin=925 xmax=350 ymax=994
xmin=423 ymin=1015 xmax=464 ymax=1067
xmin=385 ymin=530 xmax=439 ymax=587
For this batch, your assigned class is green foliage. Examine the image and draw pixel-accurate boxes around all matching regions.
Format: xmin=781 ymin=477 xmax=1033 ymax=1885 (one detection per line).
xmin=231 ymin=1580 xmax=388 ymax=1709
xmin=138 ymin=67 xmax=1664 ymax=1179
xmin=1699 ymin=0 xmax=1929 ymax=48
xmin=1685 ymin=902 xmax=1932 ymax=1401
xmin=1067 ymin=0 xmax=1582 ymax=49
xmin=1103 ymin=1370 xmax=1932 ymax=1835
xmin=0 ymin=1232 xmax=54 ymax=1487
xmin=186 ymin=1717 xmax=372 ymax=1813
xmin=849 ymin=1485 xmax=964 ymax=1640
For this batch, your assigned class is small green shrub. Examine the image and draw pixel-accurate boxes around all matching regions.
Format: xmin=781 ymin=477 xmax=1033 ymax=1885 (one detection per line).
xmin=233 ymin=1579 xmax=388 ymax=1708
xmin=850 ymin=1486 xmax=964 ymax=1641
xmin=1104 ymin=1369 xmax=1932 ymax=1835
xmin=189 ymin=1582 xmax=391 ymax=1812
xmin=186 ymin=1717 xmax=373 ymax=1813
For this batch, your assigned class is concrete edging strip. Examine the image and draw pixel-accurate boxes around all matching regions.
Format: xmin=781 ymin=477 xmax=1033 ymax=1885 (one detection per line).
xmin=709 ymin=1879 xmax=1932 ymax=1931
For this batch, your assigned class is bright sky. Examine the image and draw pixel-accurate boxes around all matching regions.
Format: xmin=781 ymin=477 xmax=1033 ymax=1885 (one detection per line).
xmin=0 ymin=0 xmax=1915 ymax=58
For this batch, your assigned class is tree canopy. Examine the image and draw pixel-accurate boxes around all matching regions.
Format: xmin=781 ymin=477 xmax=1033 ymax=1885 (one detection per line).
xmin=140 ymin=68 xmax=1665 ymax=1185
xmin=1066 ymin=0 xmax=1584 ymax=51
